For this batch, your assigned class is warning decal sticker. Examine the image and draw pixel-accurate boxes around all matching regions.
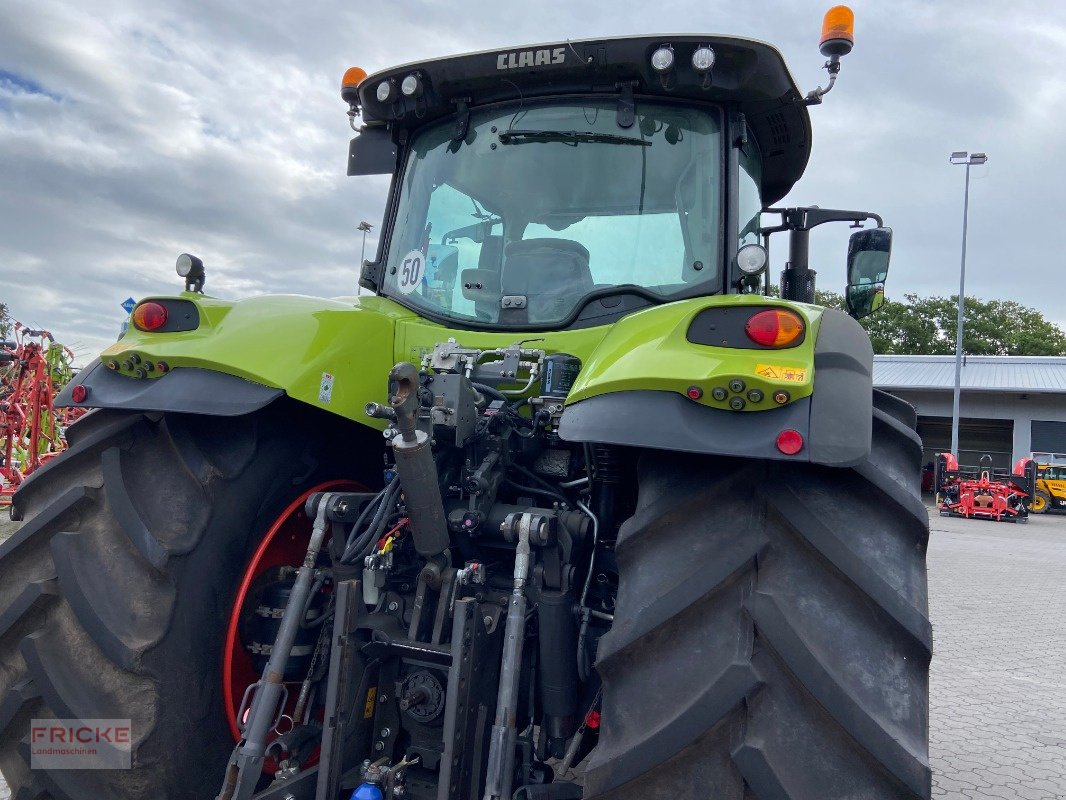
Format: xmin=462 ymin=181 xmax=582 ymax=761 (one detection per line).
xmin=319 ymin=372 xmax=335 ymax=403
xmin=755 ymin=364 xmax=808 ymax=383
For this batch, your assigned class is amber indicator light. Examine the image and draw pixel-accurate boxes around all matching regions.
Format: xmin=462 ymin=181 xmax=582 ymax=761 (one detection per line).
xmin=745 ymin=310 xmax=805 ymax=348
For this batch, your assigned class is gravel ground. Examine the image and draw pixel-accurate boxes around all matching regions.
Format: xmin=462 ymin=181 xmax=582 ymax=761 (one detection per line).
xmin=0 ymin=507 xmax=1064 ymax=798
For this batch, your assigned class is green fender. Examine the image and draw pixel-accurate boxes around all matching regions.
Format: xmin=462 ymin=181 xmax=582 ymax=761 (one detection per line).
xmin=60 ymin=292 xmax=872 ymax=465
xmin=557 ymin=296 xmax=874 ymax=467
xmin=59 ymin=294 xmax=417 ymax=429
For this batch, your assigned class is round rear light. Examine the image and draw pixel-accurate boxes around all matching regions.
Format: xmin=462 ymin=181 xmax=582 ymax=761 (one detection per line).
xmin=71 ymin=384 xmax=89 ymax=403
xmin=745 ymin=309 xmax=804 ymax=348
xmin=132 ymin=302 xmax=168 ymax=332
xmin=776 ymin=429 xmax=804 ymax=455
xmin=686 ymin=386 xmax=703 ymax=400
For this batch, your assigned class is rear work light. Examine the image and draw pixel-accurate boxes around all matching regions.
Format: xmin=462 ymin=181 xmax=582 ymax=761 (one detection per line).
xmin=745 ymin=309 xmax=805 ymax=348
xmin=132 ymin=301 xmax=168 ymax=332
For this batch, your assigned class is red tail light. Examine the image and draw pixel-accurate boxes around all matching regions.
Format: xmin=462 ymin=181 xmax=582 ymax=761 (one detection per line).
xmin=745 ymin=309 xmax=804 ymax=348
xmin=776 ymin=429 xmax=804 ymax=455
xmin=132 ymin=302 xmax=168 ymax=331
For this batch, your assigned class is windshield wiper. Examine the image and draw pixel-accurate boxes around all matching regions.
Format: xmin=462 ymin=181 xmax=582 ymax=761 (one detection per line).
xmin=497 ymin=129 xmax=650 ymax=147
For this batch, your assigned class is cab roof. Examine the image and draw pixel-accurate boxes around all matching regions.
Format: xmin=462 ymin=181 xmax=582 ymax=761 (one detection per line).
xmin=357 ymin=34 xmax=812 ymax=205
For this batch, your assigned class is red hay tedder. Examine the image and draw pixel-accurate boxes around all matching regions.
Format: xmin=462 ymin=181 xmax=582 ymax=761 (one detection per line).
xmin=934 ymin=452 xmax=1038 ymax=523
xmin=0 ymin=324 xmax=85 ymax=506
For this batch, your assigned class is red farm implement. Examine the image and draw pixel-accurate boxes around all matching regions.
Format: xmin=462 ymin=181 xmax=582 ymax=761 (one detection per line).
xmin=0 ymin=324 xmax=84 ymax=506
xmin=934 ymin=452 xmax=1038 ymax=523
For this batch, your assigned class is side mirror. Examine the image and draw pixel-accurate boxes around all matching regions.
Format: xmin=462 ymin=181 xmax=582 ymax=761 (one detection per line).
xmin=846 ymin=226 xmax=892 ymax=319
xmin=846 ymin=284 xmax=885 ymax=319
xmin=347 ymin=126 xmax=398 ymax=176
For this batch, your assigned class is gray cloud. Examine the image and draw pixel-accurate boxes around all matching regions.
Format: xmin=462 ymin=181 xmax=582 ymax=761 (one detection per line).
xmin=2 ymin=0 xmax=1065 ymax=362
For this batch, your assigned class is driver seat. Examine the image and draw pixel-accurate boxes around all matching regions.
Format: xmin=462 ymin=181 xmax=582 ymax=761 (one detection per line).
xmin=500 ymin=238 xmax=594 ymax=321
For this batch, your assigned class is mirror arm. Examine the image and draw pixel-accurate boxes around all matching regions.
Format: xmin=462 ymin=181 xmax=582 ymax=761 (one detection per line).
xmin=759 ymin=207 xmax=882 ymax=236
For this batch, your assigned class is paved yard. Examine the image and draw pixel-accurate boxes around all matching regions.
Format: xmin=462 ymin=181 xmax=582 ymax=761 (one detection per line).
xmin=928 ymin=509 xmax=1066 ymax=798
xmin=0 ymin=509 xmax=1064 ymax=798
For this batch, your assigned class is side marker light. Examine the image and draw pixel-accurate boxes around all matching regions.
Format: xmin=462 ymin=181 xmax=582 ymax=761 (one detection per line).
xmin=71 ymin=384 xmax=89 ymax=403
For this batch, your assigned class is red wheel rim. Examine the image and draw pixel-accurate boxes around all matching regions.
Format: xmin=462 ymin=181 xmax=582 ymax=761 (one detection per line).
xmin=222 ymin=479 xmax=365 ymax=743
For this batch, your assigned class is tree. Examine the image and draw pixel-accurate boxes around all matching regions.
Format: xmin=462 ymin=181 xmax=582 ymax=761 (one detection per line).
xmin=0 ymin=302 xmax=10 ymax=340
xmin=811 ymin=291 xmax=1066 ymax=356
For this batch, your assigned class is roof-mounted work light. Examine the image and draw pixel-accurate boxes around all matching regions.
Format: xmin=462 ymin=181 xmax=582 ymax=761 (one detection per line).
xmin=650 ymin=44 xmax=676 ymax=90
xmin=376 ymin=80 xmax=396 ymax=103
xmin=691 ymin=45 xmax=716 ymax=89
xmin=650 ymin=46 xmax=675 ymax=73
xmin=400 ymin=74 xmax=424 ymax=98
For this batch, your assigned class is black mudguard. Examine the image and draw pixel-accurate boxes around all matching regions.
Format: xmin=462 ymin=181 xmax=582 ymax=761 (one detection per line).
xmin=558 ymin=309 xmax=874 ymax=467
xmin=56 ymin=359 xmax=283 ymax=417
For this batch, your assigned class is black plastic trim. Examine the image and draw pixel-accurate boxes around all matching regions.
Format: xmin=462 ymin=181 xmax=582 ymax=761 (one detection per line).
xmin=132 ymin=299 xmax=199 ymax=333
xmin=686 ymin=305 xmax=806 ymax=349
xmin=807 ymin=309 xmax=873 ymax=466
xmin=55 ymin=360 xmax=283 ymax=417
xmin=558 ymin=390 xmax=813 ymax=462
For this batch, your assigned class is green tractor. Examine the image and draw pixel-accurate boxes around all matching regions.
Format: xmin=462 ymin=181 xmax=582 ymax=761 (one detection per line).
xmin=0 ymin=8 xmax=930 ymax=800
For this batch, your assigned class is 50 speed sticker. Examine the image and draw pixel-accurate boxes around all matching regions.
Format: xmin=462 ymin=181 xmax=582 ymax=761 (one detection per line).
xmin=755 ymin=364 xmax=808 ymax=383
xmin=396 ymin=250 xmax=426 ymax=295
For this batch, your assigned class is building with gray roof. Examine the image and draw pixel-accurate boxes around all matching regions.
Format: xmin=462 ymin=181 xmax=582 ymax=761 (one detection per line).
xmin=874 ymin=355 xmax=1066 ymax=467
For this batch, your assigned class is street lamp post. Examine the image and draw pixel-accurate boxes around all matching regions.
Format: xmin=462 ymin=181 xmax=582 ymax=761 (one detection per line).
xmin=357 ymin=221 xmax=374 ymax=267
xmin=948 ymin=151 xmax=987 ymax=457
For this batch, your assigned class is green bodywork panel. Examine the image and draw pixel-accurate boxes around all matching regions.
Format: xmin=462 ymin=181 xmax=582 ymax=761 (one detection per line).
xmin=565 ymin=295 xmax=823 ymax=410
xmin=103 ymin=292 xmax=823 ymax=425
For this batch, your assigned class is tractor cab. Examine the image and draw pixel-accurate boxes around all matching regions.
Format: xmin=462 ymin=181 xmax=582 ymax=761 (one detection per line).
xmin=344 ymin=25 xmax=891 ymax=330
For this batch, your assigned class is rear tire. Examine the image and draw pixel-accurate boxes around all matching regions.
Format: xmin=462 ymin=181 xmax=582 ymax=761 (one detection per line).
xmin=0 ymin=404 xmax=375 ymax=799
xmin=587 ymin=391 xmax=931 ymax=799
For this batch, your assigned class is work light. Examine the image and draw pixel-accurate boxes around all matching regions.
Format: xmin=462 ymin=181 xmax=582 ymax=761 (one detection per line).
xmin=650 ymin=46 xmax=674 ymax=73
xmin=691 ymin=47 xmax=716 ymax=73
xmin=401 ymin=74 xmax=423 ymax=98
xmin=376 ymin=80 xmax=396 ymax=103
xmin=736 ymin=243 xmax=769 ymax=275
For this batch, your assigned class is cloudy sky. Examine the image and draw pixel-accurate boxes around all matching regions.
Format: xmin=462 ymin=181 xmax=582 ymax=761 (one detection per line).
xmin=2 ymin=0 xmax=1065 ymax=362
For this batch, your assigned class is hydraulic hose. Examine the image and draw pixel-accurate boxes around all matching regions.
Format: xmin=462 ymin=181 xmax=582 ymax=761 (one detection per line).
xmin=345 ymin=480 xmax=400 ymax=562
